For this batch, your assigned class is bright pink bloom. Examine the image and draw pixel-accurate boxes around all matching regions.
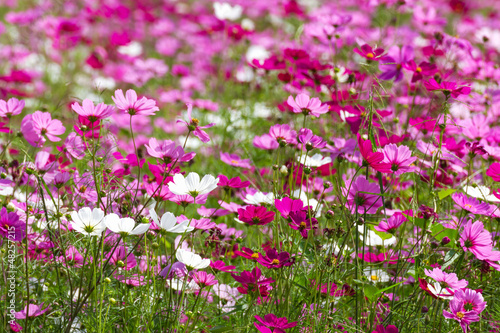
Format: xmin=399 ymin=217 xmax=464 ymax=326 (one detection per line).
xmin=424 ymin=267 xmax=468 ymax=290
xmin=287 ymin=93 xmax=329 ymax=117
xmin=21 ymin=111 xmax=65 ymax=147
xmin=443 ymin=289 xmax=485 ymax=333
xmin=289 ymin=210 xmax=317 ymax=238
xmin=15 ymin=303 xmax=50 ymax=319
xmin=357 ymin=134 xmax=391 ymax=173
xmin=353 ymin=44 xmax=385 ymax=60
xmin=191 ymin=271 xmax=218 ymax=288
xmin=218 ymin=175 xmax=250 ymax=189
xmin=237 ymin=205 xmax=275 ymax=226
xmin=112 ymin=89 xmax=159 ymax=116
xmin=0 ymin=97 xmax=24 ymax=117
xmin=374 ymin=213 xmax=406 ymax=233
xmin=372 ymin=325 xmax=399 ymax=333
xmin=220 ymin=152 xmax=252 ymax=169
xmin=253 ymin=134 xmax=279 ymax=150
xmin=71 ymin=99 xmax=114 ymax=122
xmin=275 ymin=197 xmax=304 ymax=220
xmin=452 ymin=193 xmax=492 ymax=216
xmin=381 ymin=144 xmax=417 ymax=175
xmin=298 ymin=128 xmax=326 ymax=150
xmin=0 ymin=207 xmax=25 ymax=242
xmin=254 ymin=313 xmax=297 ymax=333
xmin=210 ymin=260 xmax=236 ymax=272
xmin=145 ymin=138 xmax=195 ymax=163
xmin=486 ymin=162 xmax=500 ymax=182
xmin=460 ymin=220 xmax=496 ymax=260
xmin=269 ymin=124 xmax=297 ymax=146
xmin=402 ymin=60 xmax=438 ymax=82
xmin=58 ymin=132 xmax=86 ymax=161
xmin=343 ymin=176 xmax=383 ymax=214
xmin=423 ymin=79 xmax=471 ymax=98
xmin=177 ymin=103 xmax=215 ymax=143
xmin=258 ymin=249 xmax=293 ymax=269
xmin=231 ymin=267 xmax=275 ymax=296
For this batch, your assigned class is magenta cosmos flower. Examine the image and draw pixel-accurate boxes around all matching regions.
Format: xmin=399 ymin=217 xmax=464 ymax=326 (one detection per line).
xmin=0 ymin=97 xmax=24 ymax=117
xmin=253 ymin=134 xmax=279 ymax=150
xmin=289 ymin=210 xmax=317 ymax=238
xmin=460 ymin=220 xmax=496 ymax=260
xmin=217 ymin=175 xmax=250 ymax=189
xmin=191 ymin=271 xmax=218 ymax=288
xmin=220 ymin=152 xmax=252 ymax=169
xmin=269 ymin=124 xmax=297 ymax=146
xmin=423 ymin=79 xmax=471 ymax=98
xmin=237 ymin=205 xmax=275 ymax=226
xmin=298 ymin=128 xmax=326 ymax=150
xmin=112 ymin=89 xmax=159 ymax=116
xmin=372 ymin=324 xmax=399 ymax=333
xmin=21 ymin=111 xmax=65 ymax=147
xmin=71 ymin=99 xmax=114 ymax=122
xmin=374 ymin=212 xmax=406 ymax=233
xmin=145 ymin=138 xmax=195 ymax=163
xmin=343 ymin=176 xmax=383 ymax=214
xmin=381 ymin=143 xmax=417 ymax=175
xmin=287 ymin=93 xmax=329 ymax=117
xmin=231 ymin=267 xmax=275 ymax=296
xmin=177 ymin=103 xmax=215 ymax=143
xmin=402 ymin=60 xmax=437 ymax=82
xmin=357 ymin=134 xmax=391 ymax=173
xmin=275 ymin=197 xmax=304 ymax=220
xmin=254 ymin=313 xmax=297 ymax=333
xmin=0 ymin=207 xmax=25 ymax=241
xmin=443 ymin=289 xmax=486 ymax=333
xmin=452 ymin=193 xmax=492 ymax=216
xmin=353 ymin=44 xmax=385 ymax=61
xmin=486 ymin=162 xmax=500 ymax=182
xmin=15 ymin=303 xmax=50 ymax=319
xmin=258 ymin=249 xmax=293 ymax=269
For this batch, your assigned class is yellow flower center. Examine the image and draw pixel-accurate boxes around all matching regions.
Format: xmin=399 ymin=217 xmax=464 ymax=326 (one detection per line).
xmin=366 ymin=53 xmax=374 ymax=59
xmin=251 ymin=253 xmax=259 ymax=259
xmin=416 ymin=67 xmax=422 ymax=73
xmin=271 ymin=259 xmax=280 ymax=265
xmin=371 ymin=275 xmax=378 ymax=281
xmin=457 ymin=312 xmax=465 ymax=319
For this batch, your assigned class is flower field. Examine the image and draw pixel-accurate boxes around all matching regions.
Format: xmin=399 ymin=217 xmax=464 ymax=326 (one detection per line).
xmin=1 ymin=0 xmax=500 ymax=332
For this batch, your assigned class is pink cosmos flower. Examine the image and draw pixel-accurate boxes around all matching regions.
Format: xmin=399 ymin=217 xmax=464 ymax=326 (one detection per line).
xmin=486 ymin=162 xmax=500 ymax=182
xmin=0 ymin=207 xmax=25 ymax=242
xmin=286 ymin=93 xmax=329 ymax=117
xmin=374 ymin=213 xmax=406 ymax=233
xmin=231 ymin=267 xmax=275 ymax=297
xmin=379 ymin=45 xmax=413 ymax=82
xmin=71 ymin=99 xmax=114 ymax=122
xmin=217 ymin=175 xmax=250 ymax=189
xmin=275 ymin=197 xmax=304 ymax=220
xmin=177 ymin=103 xmax=215 ymax=143
xmin=298 ymin=128 xmax=326 ymax=150
xmin=353 ymin=44 xmax=385 ymax=61
xmin=343 ymin=176 xmax=383 ymax=214
xmin=372 ymin=325 xmax=399 ymax=333
xmin=443 ymin=289 xmax=486 ymax=333
xmin=15 ymin=303 xmax=50 ymax=319
xmin=145 ymin=138 xmax=195 ymax=163
xmin=423 ymin=79 xmax=471 ymax=98
xmin=253 ymin=133 xmax=280 ymax=150
xmin=289 ymin=210 xmax=317 ymax=238
xmin=210 ymin=260 xmax=236 ymax=273
xmin=381 ymin=143 xmax=417 ymax=175
xmin=357 ymin=134 xmax=391 ymax=173
xmin=220 ymin=152 xmax=252 ymax=169
xmin=237 ymin=205 xmax=275 ymax=226
xmin=112 ymin=89 xmax=159 ymax=116
xmin=257 ymin=249 xmax=293 ymax=269
xmin=452 ymin=193 xmax=492 ymax=216
xmin=0 ymin=97 xmax=24 ymax=117
xmin=269 ymin=124 xmax=297 ymax=146
xmin=402 ymin=60 xmax=438 ymax=82
xmin=191 ymin=271 xmax=218 ymax=288
xmin=424 ymin=267 xmax=468 ymax=290
xmin=254 ymin=313 xmax=297 ymax=333
xmin=58 ymin=132 xmax=85 ymax=161
xmin=460 ymin=220 xmax=496 ymax=260
xmin=21 ymin=111 xmax=65 ymax=147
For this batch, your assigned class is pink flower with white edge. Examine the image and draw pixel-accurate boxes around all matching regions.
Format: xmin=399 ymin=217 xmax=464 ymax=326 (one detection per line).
xmin=287 ymin=93 xmax=329 ymax=117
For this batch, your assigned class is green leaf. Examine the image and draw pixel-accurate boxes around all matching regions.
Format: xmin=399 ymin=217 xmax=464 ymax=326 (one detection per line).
xmin=438 ymin=188 xmax=457 ymax=200
xmin=374 ymin=282 xmax=403 ymax=296
xmin=434 ymin=228 xmax=458 ymax=242
xmin=373 ymin=229 xmax=394 ymax=240
xmin=442 ymin=250 xmax=460 ymax=270
xmin=210 ymin=327 xmax=234 ymax=333
xmin=363 ymin=284 xmax=379 ymax=302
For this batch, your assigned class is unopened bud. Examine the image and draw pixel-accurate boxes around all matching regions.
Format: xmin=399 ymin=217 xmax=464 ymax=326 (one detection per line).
xmin=441 ymin=236 xmax=450 ymax=245
xmin=109 ymin=298 xmax=116 ymax=304
xmin=325 ymin=210 xmax=334 ymax=219
xmin=304 ymin=167 xmax=312 ymax=175
xmin=117 ymin=260 xmax=125 ymax=268
xmin=280 ymin=165 xmax=288 ymax=175
xmin=104 ymin=277 xmax=111 ymax=283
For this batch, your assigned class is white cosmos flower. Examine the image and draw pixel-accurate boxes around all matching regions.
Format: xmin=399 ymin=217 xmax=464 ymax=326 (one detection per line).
xmin=167 ymin=278 xmax=199 ymax=292
xmin=103 ymin=213 xmax=150 ymax=235
xmin=168 ymin=172 xmax=219 ymax=199
xmin=149 ymin=206 xmax=194 ymax=233
xmin=291 ymin=190 xmax=323 ymax=217
xmin=243 ymin=191 xmax=274 ymax=205
xmin=297 ymin=153 xmax=332 ymax=167
xmin=364 ymin=268 xmax=391 ymax=283
xmin=427 ymin=281 xmax=454 ymax=300
xmin=213 ymin=2 xmax=243 ymax=21
xmin=70 ymin=207 xmax=107 ymax=236
xmin=358 ymin=226 xmax=397 ymax=246
xmin=176 ymin=248 xmax=210 ymax=269
xmin=463 ymin=185 xmax=500 ymax=202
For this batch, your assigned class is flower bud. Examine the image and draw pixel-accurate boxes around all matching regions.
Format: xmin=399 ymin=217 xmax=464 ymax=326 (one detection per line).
xmin=441 ymin=236 xmax=450 ymax=245
xmin=325 ymin=210 xmax=334 ymax=219
xmin=104 ymin=277 xmax=111 ymax=284
xmin=280 ymin=165 xmax=288 ymax=175
xmin=324 ymin=181 xmax=332 ymax=189
xmin=272 ymin=164 xmax=279 ymax=170
xmin=304 ymin=167 xmax=312 ymax=175
xmin=421 ymin=306 xmax=429 ymax=313
xmin=109 ymin=298 xmax=116 ymax=304
xmin=430 ymin=241 xmax=438 ymax=249
xmin=117 ymin=260 xmax=125 ymax=268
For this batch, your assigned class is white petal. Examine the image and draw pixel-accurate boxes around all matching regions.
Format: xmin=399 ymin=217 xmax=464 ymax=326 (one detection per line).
xmin=131 ymin=223 xmax=151 ymax=235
